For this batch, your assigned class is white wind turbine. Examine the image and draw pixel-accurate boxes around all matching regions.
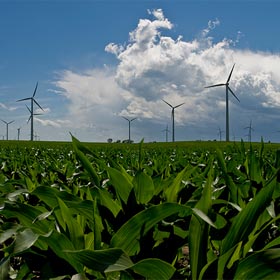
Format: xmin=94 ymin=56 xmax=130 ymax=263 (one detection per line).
xmin=205 ymin=64 xmax=240 ymax=142
xmin=17 ymin=82 xmax=44 ymax=141
xmin=122 ymin=117 xmax=136 ymax=143
xmin=244 ymin=120 xmax=254 ymax=142
xmin=162 ymin=100 xmax=184 ymax=142
xmin=162 ymin=125 xmax=170 ymax=142
xmin=1 ymin=120 xmax=14 ymax=140
xmin=17 ymin=127 xmax=21 ymax=141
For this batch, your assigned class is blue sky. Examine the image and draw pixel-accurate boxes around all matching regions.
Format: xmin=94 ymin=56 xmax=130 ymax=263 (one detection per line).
xmin=1 ymin=0 xmax=280 ymax=142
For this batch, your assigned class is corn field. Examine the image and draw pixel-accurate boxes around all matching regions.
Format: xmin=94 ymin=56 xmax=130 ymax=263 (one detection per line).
xmin=1 ymin=137 xmax=280 ymax=279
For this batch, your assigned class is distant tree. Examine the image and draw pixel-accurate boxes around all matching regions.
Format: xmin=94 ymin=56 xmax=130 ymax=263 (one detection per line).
xmin=116 ymin=140 xmax=121 ymax=143
xmin=107 ymin=138 xmax=113 ymax=143
xmin=122 ymin=139 xmax=134 ymax=144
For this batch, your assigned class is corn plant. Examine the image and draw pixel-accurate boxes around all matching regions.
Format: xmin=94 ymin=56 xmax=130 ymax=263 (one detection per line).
xmin=0 ymin=138 xmax=280 ymax=279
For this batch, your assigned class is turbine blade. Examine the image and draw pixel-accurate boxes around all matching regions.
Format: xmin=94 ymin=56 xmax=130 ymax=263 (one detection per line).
xmin=33 ymin=99 xmax=44 ymax=111
xmin=131 ymin=117 xmax=137 ymax=122
xmin=25 ymin=105 xmax=32 ymax=114
xmin=8 ymin=120 xmax=14 ymax=125
xmin=205 ymin=83 xmax=226 ymax=88
xmin=33 ymin=82 xmax=38 ymax=97
xmin=122 ymin=116 xmax=129 ymax=122
xmin=17 ymin=97 xmax=31 ymax=102
xmin=162 ymin=99 xmax=173 ymax=108
xmin=174 ymin=102 xmax=184 ymax=109
xmin=1 ymin=120 xmax=7 ymax=124
xmin=226 ymin=64 xmax=235 ymax=84
xmin=228 ymin=86 xmax=240 ymax=102
xmin=27 ymin=115 xmax=31 ymax=124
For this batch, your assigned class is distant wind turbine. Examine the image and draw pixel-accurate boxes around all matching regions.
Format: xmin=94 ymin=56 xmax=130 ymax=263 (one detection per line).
xmin=162 ymin=100 xmax=184 ymax=142
xmin=205 ymin=64 xmax=240 ymax=142
xmin=122 ymin=117 xmax=136 ymax=143
xmin=218 ymin=127 xmax=224 ymax=141
xmin=1 ymin=120 xmax=14 ymax=140
xmin=17 ymin=127 xmax=21 ymax=141
xmin=162 ymin=125 xmax=170 ymax=142
xmin=244 ymin=120 xmax=254 ymax=142
xmin=17 ymin=82 xmax=44 ymax=141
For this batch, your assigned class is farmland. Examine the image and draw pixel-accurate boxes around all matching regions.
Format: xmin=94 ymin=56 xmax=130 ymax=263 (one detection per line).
xmin=1 ymin=138 xmax=280 ymax=279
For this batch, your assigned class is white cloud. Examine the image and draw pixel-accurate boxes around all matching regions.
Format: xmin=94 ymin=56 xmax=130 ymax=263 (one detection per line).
xmin=35 ymin=118 xmax=71 ymax=128
xmin=0 ymin=102 xmax=17 ymax=111
xmin=53 ymin=9 xmax=280 ymax=142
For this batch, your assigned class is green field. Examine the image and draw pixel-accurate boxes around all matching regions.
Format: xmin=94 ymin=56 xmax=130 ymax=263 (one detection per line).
xmin=1 ymin=138 xmax=280 ymax=279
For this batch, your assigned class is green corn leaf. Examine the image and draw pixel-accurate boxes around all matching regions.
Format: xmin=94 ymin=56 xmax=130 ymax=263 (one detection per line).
xmin=32 ymin=185 xmax=81 ymax=208
xmin=65 ymin=248 xmax=134 ymax=273
xmin=57 ymin=197 xmax=84 ymax=250
xmin=110 ymin=202 xmax=192 ymax=256
xmin=33 ymin=186 xmax=96 ymax=223
xmin=189 ymin=161 xmax=213 ymax=280
xmin=6 ymin=188 xmax=28 ymax=201
xmin=0 ymin=257 xmax=9 ymax=280
xmin=133 ymin=171 xmax=154 ymax=204
xmin=216 ymin=243 xmax=240 ymax=280
xmin=33 ymin=210 xmax=53 ymax=223
xmin=25 ymin=176 xmax=36 ymax=192
xmin=234 ymin=248 xmax=280 ymax=279
xmin=216 ymin=149 xmax=238 ymax=203
xmin=1 ymin=202 xmax=50 ymax=234
xmin=247 ymin=148 xmax=262 ymax=184
xmin=93 ymin=198 xmax=102 ymax=250
xmin=221 ymin=169 xmax=278 ymax=255
xmin=264 ymin=236 xmax=280 ymax=250
xmin=131 ymin=258 xmax=175 ymax=279
xmin=14 ymin=228 xmax=39 ymax=254
xmin=71 ymin=134 xmax=100 ymax=187
xmin=41 ymin=231 xmax=83 ymax=273
xmin=0 ymin=223 xmax=21 ymax=243
xmin=65 ymin=249 xmax=175 ymax=279
xmin=138 ymin=138 xmax=144 ymax=171
xmin=164 ymin=166 xmax=189 ymax=202
xmin=71 ymin=274 xmax=89 ymax=280
xmin=91 ymin=187 xmax=121 ymax=217
xmin=106 ymin=167 xmax=133 ymax=204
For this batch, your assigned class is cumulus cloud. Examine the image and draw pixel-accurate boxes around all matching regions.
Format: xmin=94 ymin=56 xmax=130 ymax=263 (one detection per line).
xmin=53 ymin=9 xmax=280 ymax=141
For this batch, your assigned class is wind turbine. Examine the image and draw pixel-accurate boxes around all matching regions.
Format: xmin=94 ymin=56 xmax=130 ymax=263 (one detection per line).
xmin=244 ymin=120 xmax=254 ymax=142
xmin=17 ymin=82 xmax=44 ymax=141
xmin=162 ymin=125 xmax=170 ymax=142
xmin=218 ymin=127 xmax=224 ymax=141
xmin=162 ymin=100 xmax=184 ymax=142
xmin=205 ymin=64 xmax=240 ymax=142
xmin=122 ymin=117 xmax=136 ymax=143
xmin=17 ymin=127 xmax=21 ymax=141
xmin=1 ymin=120 xmax=14 ymax=140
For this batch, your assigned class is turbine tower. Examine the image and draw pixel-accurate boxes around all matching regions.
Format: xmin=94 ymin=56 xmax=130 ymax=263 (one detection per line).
xmin=17 ymin=127 xmax=21 ymax=141
xmin=1 ymin=120 xmax=14 ymax=140
xmin=218 ymin=127 xmax=224 ymax=141
xmin=162 ymin=100 xmax=184 ymax=142
xmin=162 ymin=125 xmax=170 ymax=142
xmin=205 ymin=64 xmax=240 ymax=142
xmin=244 ymin=120 xmax=254 ymax=142
xmin=122 ymin=117 xmax=136 ymax=143
xmin=17 ymin=82 xmax=43 ymax=141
